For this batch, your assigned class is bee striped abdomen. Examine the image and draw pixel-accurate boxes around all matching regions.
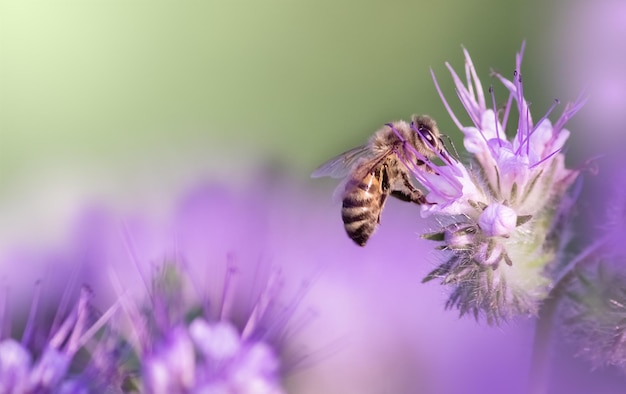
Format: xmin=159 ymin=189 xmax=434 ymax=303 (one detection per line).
xmin=341 ymin=175 xmax=382 ymax=246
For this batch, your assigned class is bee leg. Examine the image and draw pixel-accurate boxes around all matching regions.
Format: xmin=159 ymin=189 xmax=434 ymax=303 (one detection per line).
xmin=378 ymin=164 xmax=391 ymax=223
xmin=391 ymin=189 xmax=427 ymax=204
xmin=378 ymin=196 xmax=388 ymax=223
xmin=416 ymin=159 xmax=440 ymax=175
xmin=391 ymin=172 xmax=431 ymax=205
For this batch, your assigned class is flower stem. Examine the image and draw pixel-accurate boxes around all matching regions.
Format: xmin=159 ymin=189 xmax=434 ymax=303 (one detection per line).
xmin=527 ymin=239 xmax=607 ymax=394
xmin=527 ymin=289 xmax=559 ymax=394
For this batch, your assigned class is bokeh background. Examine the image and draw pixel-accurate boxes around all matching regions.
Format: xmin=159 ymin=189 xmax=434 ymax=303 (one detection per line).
xmin=1 ymin=1 xmax=625 ymax=393
xmin=1 ymin=0 xmax=547 ymax=246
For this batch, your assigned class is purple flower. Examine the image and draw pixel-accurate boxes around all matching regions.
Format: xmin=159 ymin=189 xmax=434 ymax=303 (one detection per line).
xmin=75 ymin=184 xmax=324 ymax=393
xmin=429 ymin=43 xmax=584 ymax=216
xmin=478 ymin=203 xmax=518 ymax=238
xmin=420 ymin=43 xmax=586 ymax=322
xmin=0 ymin=285 xmax=111 ymax=393
xmin=112 ymin=262 xmax=291 ymax=393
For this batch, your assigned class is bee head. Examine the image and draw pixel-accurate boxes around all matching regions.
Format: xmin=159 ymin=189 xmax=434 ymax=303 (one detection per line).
xmin=411 ymin=115 xmax=440 ymax=149
xmin=411 ymin=115 xmax=454 ymax=165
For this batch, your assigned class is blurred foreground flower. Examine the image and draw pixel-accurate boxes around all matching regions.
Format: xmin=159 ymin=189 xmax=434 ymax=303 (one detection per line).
xmin=96 ymin=185 xmax=315 ymax=393
xmin=0 ymin=184 xmax=318 ymax=393
xmin=111 ymin=263 xmax=296 ymax=393
xmin=418 ymin=43 xmax=586 ymax=323
xmin=0 ymin=286 xmax=112 ymax=393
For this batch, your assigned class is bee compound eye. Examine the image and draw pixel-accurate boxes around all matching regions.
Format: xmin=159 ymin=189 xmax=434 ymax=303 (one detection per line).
xmin=420 ymin=127 xmax=435 ymax=144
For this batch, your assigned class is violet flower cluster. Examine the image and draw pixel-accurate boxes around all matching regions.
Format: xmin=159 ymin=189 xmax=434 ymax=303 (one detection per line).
xmin=1 ymin=268 xmax=290 ymax=394
xmin=113 ymin=263 xmax=289 ymax=393
xmin=0 ymin=286 xmax=111 ymax=393
xmin=0 ymin=187 xmax=309 ymax=393
xmin=412 ymin=43 xmax=586 ymax=323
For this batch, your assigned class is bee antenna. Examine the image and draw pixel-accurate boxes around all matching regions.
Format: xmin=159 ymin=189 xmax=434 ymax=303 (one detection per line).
xmin=442 ymin=134 xmax=462 ymax=162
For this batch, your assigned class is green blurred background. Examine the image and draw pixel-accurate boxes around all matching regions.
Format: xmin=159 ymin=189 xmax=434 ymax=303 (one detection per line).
xmin=0 ymin=1 xmax=581 ymax=242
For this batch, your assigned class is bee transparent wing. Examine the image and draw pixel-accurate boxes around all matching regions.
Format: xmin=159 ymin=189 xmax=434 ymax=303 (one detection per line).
xmin=332 ymin=150 xmax=393 ymax=203
xmin=331 ymin=176 xmax=352 ymax=203
xmin=310 ymin=145 xmax=373 ymax=179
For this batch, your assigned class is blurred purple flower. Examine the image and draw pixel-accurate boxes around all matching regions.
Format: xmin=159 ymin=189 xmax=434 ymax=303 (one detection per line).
xmin=0 ymin=285 xmax=111 ymax=393
xmin=0 ymin=183 xmax=308 ymax=393
xmin=76 ymin=184 xmax=320 ymax=393
xmin=114 ymin=263 xmax=289 ymax=393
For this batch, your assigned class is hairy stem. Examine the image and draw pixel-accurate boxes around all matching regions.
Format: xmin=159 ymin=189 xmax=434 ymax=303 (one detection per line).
xmin=527 ymin=239 xmax=607 ymax=394
xmin=527 ymin=286 xmax=559 ymax=394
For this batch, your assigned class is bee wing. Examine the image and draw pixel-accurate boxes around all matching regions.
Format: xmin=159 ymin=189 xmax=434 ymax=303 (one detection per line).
xmin=332 ymin=150 xmax=394 ymax=203
xmin=310 ymin=145 xmax=373 ymax=179
xmin=329 ymin=160 xmax=370 ymax=202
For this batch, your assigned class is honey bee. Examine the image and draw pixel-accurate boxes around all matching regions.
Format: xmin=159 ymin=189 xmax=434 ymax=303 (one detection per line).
xmin=311 ymin=115 xmax=452 ymax=246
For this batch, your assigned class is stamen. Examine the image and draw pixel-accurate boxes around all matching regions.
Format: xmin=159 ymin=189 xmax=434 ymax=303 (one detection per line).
xmin=409 ymin=121 xmax=456 ymax=167
xmin=387 ymin=123 xmax=454 ymax=189
xmin=431 ymin=69 xmax=463 ymax=131
xmin=465 ymin=58 xmax=474 ymax=99
xmin=553 ymin=92 xmax=588 ymax=134
xmin=389 ymin=123 xmax=440 ymax=178
xmin=454 ymin=87 xmax=482 ymax=132
xmin=21 ymin=279 xmax=42 ymax=346
xmin=447 ymin=62 xmax=482 ymax=127
xmin=120 ymin=221 xmax=152 ymax=302
xmin=516 ymin=99 xmax=560 ymax=155
xmin=514 ymin=71 xmax=526 ymax=148
xmin=489 ymin=85 xmax=503 ymax=147
xmin=388 ymin=123 xmax=428 ymax=165
xmin=526 ymin=105 xmax=531 ymax=155
xmin=269 ymin=277 xmax=311 ymax=344
xmin=50 ymin=260 xmax=81 ymax=337
xmin=49 ymin=299 xmax=77 ymax=349
xmin=219 ymin=254 xmax=238 ymax=322
xmin=108 ymin=266 xmax=145 ymax=352
xmin=491 ymin=69 xmax=516 ymax=135
xmin=66 ymin=286 xmax=93 ymax=355
xmin=530 ymin=147 xmax=562 ymax=169
xmin=501 ymin=90 xmax=514 ymax=133
xmin=280 ymin=307 xmax=317 ymax=352
xmin=516 ymin=40 xmax=527 ymax=73
xmin=242 ymin=268 xmax=283 ymax=340
xmin=76 ymin=299 xmax=121 ymax=350
xmin=463 ymin=47 xmax=486 ymax=109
